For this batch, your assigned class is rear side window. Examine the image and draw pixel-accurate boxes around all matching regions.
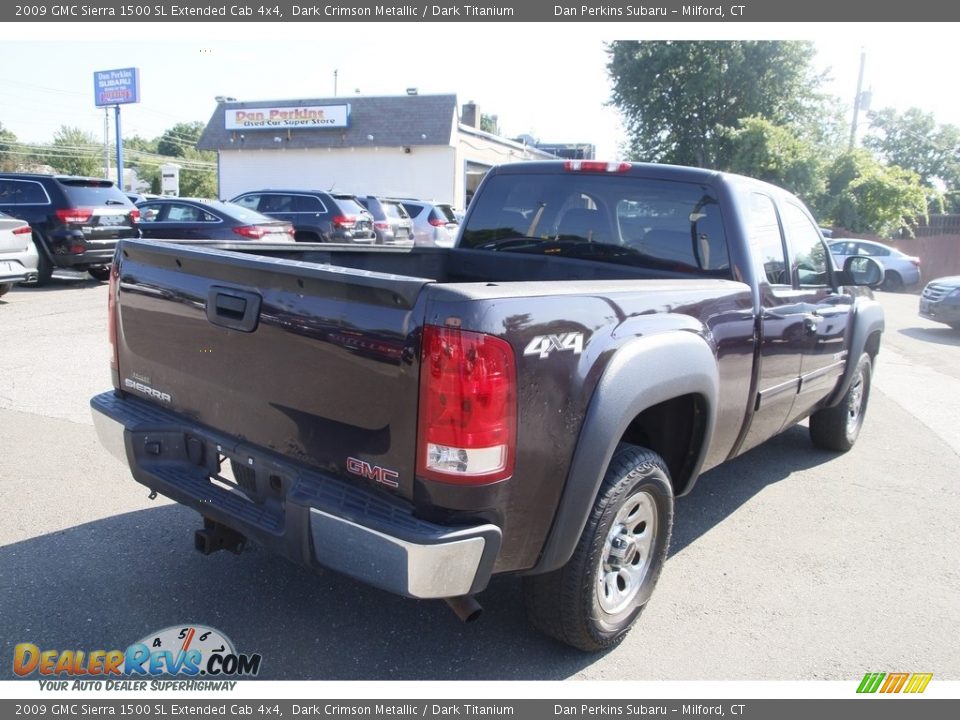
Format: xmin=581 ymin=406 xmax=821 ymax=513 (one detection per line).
xmin=401 ymin=202 xmax=425 ymax=218
xmin=293 ymin=194 xmax=325 ymax=213
xmin=460 ymin=172 xmax=730 ymax=275
xmin=259 ymin=194 xmax=294 ymax=213
xmin=0 ymin=179 xmax=50 ymax=205
xmin=59 ymin=179 xmax=130 ymax=207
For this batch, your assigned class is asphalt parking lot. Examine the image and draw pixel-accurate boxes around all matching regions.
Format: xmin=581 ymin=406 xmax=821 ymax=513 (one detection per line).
xmin=1 ymin=274 xmax=958 ymax=681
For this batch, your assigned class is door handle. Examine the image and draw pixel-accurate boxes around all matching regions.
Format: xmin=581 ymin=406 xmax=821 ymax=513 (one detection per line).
xmin=206 ymin=287 xmax=262 ymax=333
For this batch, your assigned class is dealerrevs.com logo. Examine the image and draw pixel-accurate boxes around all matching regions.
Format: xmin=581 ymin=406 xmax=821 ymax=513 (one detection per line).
xmin=13 ymin=625 xmax=261 ymax=691
xmin=857 ymin=672 xmax=933 ymax=694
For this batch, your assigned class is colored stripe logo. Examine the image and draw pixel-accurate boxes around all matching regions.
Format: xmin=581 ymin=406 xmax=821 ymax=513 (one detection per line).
xmin=857 ymin=672 xmax=932 ymax=694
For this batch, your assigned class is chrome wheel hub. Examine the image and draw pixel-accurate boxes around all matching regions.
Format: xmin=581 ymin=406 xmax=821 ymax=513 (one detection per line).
xmin=847 ymin=372 xmax=865 ymax=435
xmin=597 ymin=490 xmax=657 ymax=615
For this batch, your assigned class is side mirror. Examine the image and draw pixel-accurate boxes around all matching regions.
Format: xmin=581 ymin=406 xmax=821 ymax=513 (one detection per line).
xmin=836 ymin=255 xmax=883 ymax=287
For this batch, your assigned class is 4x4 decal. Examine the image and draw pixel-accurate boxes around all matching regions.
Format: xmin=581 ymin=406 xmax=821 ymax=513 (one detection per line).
xmin=523 ymin=332 xmax=584 ymax=359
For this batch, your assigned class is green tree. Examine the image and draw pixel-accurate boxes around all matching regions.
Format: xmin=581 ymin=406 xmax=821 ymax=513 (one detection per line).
xmin=722 ymin=116 xmax=826 ymax=205
xmin=0 ymin=122 xmax=20 ymax=171
xmin=156 ymin=121 xmax=206 ymax=157
xmin=864 ymin=107 xmax=960 ymax=189
xmin=607 ymin=41 xmax=829 ymax=167
xmin=822 ymin=150 xmax=928 ymax=237
xmin=46 ymin=126 xmax=102 ymax=177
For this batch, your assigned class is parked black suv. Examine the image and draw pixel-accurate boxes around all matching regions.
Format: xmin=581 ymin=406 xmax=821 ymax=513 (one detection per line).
xmin=0 ymin=173 xmax=140 ymax=284
xmin=230 ymin=190 xmax=376 ymax=244
xmin=355 ymin=195 xmax=415 ymax=245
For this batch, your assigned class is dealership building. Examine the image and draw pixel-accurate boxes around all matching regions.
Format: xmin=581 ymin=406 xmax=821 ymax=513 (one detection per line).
xmin=197 ymin=94 xmax=556 ymax=207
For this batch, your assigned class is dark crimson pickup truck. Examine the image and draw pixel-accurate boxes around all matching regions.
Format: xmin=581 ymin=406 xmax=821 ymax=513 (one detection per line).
xmin=91 ymin=161 xmax=884 ymax=651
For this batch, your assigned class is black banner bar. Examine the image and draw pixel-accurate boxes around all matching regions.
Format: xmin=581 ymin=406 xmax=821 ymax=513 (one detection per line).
xmin=5 ymin=0 xmax=960 ymax=22
xmin=2 ymin=699 xmax=960 ymax=719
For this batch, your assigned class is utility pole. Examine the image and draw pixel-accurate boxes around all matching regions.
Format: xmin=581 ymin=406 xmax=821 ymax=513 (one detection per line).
xmin=103 ymin=108 xmax=110 ymax=178
xmin=849 ymin=50 xmax=866 ymax=150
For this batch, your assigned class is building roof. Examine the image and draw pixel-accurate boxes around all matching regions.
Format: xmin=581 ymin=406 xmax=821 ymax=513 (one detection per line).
xmin=197 ymin=94 xmax=458 ymax=151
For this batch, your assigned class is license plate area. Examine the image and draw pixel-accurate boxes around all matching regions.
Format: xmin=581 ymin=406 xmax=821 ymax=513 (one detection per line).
xmin=210 ymin=447 xmax=291 ymax=507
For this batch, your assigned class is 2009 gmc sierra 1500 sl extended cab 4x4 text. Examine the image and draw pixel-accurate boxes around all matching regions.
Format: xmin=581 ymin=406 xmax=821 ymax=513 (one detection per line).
xmin=91 ymin=161 xmax=884 ymax=651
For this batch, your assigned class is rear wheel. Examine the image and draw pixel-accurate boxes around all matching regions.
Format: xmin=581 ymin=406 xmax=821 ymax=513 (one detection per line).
xmin=88 ymin=266 xmax=111 ymax=282
xmin=880 ymin=271 xmax=903 ymax=292
xmin=810 ymin=353 xmax=872 ymax=452
xmin=523 ymin=444 xmax=673 ymax=651
xmin=0 ymin=283 xmax=12 ymax=297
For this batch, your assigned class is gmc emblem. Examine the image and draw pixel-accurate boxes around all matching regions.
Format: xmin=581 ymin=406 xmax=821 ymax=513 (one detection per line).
xmin=346 ymin=457 xmax=400 ymax=488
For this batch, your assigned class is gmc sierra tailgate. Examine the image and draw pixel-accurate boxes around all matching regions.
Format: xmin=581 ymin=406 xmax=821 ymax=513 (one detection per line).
xmin=111 ymin=239 xmax=430 ymax=500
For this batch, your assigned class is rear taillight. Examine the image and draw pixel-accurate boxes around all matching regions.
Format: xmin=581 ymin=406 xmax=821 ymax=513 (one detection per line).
xmin=55 ymin=208 xmax=94 ymax=224
xmin=417 ymin=325 xmax=516 ymax=484
xmin=129 ymin=209 xmax=141 ymax=224
xmin=332 ymin=215 xmax=356 ymax=228
xmin=374 ymin=221 xmax=390 ymax=230
xmin=285 ymin=226 xmax=295 ymax=237
xmin=563 ymin=160 xmax=631 ymax=173
xmin=12 ymin=225 xmax=31 ymax=235
xmin=428 ymin=217 xmax=446 ymax=227
xmin=108 ymin=262 xmax=119 ymax=371
xmin=910 ymin=258 xmax=921 ymax=267
xmin=232 ymin=225 xmax=267 ymax=240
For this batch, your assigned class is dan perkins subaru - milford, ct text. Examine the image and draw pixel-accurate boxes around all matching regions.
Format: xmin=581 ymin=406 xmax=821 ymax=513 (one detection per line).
xmin=554 ymin=5 xmax=745 ymax=16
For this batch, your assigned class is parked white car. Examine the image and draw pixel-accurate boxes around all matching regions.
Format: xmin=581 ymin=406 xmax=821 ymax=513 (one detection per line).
xmin=0 ymin=211 xmax=38 ymax=297
xmin=828 ymin=239 xmax=920 ymax=291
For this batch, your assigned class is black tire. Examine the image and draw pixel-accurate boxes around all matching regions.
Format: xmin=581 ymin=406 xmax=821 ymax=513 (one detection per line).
xmin=880 ymin=271 xmax=903 ymax=292
xmin=0 ymin=282 xmax=11 ymax=297
xmin=523 ymin=444 xmax=674 ymax=652
xmin=88 ymin=266 xmax=111 ymax=282
xmin=810 ymin=353 xmax=872 ymax=452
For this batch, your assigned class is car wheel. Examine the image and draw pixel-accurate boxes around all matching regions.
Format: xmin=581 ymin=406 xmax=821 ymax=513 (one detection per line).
xmin=0 ymin=282 xmax=12 ymax=297
xmin=88 ymin=266 xmax=111 ymax=282
xmin=20 ymin=237 xmax=53 ymax=287
xmin=880 ymin=271 xmax=903 ymax=292
xmin=810 ymin=353 xmax=872 ymax=452
xmin=522 ymin=444 xmax=674 ymax=651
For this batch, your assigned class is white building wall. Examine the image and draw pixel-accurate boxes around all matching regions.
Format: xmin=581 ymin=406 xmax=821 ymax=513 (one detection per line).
xmin=218 ymin=146 xmax=457 ymax=203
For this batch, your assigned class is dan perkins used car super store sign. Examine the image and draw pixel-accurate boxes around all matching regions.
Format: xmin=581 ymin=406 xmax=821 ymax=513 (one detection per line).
xmin=225 ymin=104 xmax=350 ymax=130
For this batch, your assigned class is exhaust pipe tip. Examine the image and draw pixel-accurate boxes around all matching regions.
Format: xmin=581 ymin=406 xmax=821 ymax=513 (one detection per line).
xmin=444 ymin=595 xmax=483 ymax=623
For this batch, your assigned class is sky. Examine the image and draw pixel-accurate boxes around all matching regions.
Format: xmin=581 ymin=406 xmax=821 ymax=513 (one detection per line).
xmin=2 ymin=23 xmax=959 ymax=162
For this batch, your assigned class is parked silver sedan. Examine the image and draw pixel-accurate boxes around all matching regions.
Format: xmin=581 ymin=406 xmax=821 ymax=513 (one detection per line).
xmin=0 ymin=211 xmax=38 ymax=297
xmin=828 ymin=238 xmax=920 ymax=291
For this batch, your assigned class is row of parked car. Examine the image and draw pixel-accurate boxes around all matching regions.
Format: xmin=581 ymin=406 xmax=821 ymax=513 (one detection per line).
xmin=0 ymin=172 xmax=463 ymax=289
xmin=129 ymin=189 xmax=461 ymax=249
xmin=2 ymin=171 xmax=959 ymax=330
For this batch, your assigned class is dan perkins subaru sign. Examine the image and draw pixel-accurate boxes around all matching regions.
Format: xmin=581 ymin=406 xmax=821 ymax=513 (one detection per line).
xmin=225 ymin=105 xmax=351 ymax=130
xmin=94 ymin=68 xmax=140 ymax=107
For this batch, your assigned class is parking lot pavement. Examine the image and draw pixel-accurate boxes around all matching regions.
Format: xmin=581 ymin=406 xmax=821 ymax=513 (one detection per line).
xmin=1 ymin=284 xmax=958 ymax=680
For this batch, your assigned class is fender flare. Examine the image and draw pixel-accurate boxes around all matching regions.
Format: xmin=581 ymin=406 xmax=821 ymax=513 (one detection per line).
xmin=531 ymin=331 xmax=719 ymax=574
xmin=824 ymin=298 xmax=884 ymax=407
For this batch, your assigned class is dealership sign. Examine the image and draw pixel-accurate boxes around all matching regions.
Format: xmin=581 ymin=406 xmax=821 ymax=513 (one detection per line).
xmin=225 ymin=105 xmax=350 ymax=130
xmin=93 ymin=67 xmax=140 ymax=107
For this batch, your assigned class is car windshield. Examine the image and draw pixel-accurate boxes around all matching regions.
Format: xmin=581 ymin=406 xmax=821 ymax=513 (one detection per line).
xmin=384 ymin=201 xmax=407 ymax=219
xmin=435 ymin=204 xmax=458 ymax=223
xmin=460 ymin=172 xmax=731 ymax=275
xmin=333 ymin=196 xmax=368 ymax=215
xmin=60 ymin=179 xmax=132 ymax=207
